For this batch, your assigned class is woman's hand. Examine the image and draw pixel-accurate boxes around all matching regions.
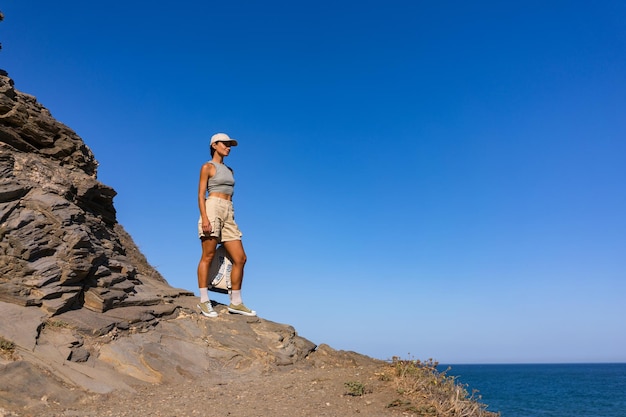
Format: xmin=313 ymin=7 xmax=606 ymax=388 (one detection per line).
xmin=201 ymin=218 xmax=212 ymax=234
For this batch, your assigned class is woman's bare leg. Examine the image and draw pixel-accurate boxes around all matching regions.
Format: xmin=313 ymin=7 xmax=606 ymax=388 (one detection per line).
xmin=222 ymin=240 xmax=247 ymax=291
xmin=197 ymin=237 xmax=218 ymax=288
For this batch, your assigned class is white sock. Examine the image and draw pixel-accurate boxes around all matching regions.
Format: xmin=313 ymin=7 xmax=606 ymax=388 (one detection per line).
xmin=200 ymin=287 xmax=209 ymax=303
xmin=230 ymin=290 xmax=242 ymax=305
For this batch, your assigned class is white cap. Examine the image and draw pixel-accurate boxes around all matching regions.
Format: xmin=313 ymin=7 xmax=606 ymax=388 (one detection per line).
xmin=210 ymin=132 xmax=238 ymax=146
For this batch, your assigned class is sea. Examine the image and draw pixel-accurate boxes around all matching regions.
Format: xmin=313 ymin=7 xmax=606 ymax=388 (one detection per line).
xmin=439 ymin=363 xmax=626 ymax=417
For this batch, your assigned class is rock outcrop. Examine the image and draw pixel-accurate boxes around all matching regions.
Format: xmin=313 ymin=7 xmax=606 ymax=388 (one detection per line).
xmin=0 ymin=69 xmax=169 ymax=314
xmin=0 ymin=70 xmax=318 ymax=413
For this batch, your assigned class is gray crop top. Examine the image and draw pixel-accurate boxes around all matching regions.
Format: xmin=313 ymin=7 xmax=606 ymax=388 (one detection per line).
xmin=207 ymin=161 xmax=235 ymax=195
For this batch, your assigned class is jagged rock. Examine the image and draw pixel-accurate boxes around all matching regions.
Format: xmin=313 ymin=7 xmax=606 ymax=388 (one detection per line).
xmin=0 ymin=70 xmax=97 ymax=175
xmin=0 ymin=70 xmax=320 ymax=414
xmin=0 ymin=71 xmax=194 ymax=315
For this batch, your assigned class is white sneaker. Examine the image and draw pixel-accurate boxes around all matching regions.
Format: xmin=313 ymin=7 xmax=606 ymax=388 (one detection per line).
xmin=197 ymin=301 xmax=218 ymax=318
xmin=227 ymin=303 xmax=257 ymax=317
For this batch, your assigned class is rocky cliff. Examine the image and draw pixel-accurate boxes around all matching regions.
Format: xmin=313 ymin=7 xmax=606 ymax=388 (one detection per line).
xmin=0 ymin=69 xmax=165 ymax=314
xmin=0 ymin=71 xmax=321 ymax=413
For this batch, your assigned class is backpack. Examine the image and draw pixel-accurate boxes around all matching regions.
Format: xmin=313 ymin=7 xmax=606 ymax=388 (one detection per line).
xmin=208 ymin=245 xmax=232 ymax=294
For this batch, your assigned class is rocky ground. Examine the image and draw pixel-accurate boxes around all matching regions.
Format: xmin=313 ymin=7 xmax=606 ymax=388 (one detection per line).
xmin=35 ymin=359 xmax=402 ymax=417
xmin=0 ymin=296 xmax=423 ymax=417
xmin=2 ymin=342 xmax=412 ymax=417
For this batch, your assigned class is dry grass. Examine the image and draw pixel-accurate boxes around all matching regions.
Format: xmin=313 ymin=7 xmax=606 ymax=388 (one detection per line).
xmin=44 ymin=319 xmax=72 ymax=329
xmin=381 ymin=357 xmax=499 ymax=417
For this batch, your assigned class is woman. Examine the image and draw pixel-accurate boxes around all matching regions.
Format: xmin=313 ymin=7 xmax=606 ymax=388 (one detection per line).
xmin=196 ymin=132 xmax=256 ymax=317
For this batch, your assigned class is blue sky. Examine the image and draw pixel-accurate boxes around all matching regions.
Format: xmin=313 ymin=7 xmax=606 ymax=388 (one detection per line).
xmin=2 ymin=1 xmax=625 ymax=363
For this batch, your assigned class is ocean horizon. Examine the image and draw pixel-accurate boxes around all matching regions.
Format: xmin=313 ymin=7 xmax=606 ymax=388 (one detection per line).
xmin=439 ymin=362 xmax=626 ymax=417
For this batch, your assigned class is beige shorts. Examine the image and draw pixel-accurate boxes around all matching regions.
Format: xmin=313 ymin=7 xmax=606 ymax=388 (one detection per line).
xmin=198 ymin=197 xmax=242 ymax=242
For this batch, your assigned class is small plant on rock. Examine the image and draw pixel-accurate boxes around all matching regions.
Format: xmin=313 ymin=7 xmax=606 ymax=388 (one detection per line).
xmin=344 ymin=380 xmax=366 ymax=396
xmin=0 ymin=336 xmax=15 ymax=356
xmin=45 ymin=319 xmax=71 ymax=329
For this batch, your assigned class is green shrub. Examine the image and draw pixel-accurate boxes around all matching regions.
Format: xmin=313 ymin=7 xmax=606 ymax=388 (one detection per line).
xmin=344 ymin=380 xmax=366 ymax=396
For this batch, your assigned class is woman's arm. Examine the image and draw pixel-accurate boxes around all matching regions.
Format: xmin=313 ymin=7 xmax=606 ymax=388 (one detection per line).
xmin=198 ymin=162 xmax=215 ymax=234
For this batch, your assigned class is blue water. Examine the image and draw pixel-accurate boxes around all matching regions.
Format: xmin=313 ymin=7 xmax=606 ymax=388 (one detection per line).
xmin=439 ymin=363 xmax=626 ymax=417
